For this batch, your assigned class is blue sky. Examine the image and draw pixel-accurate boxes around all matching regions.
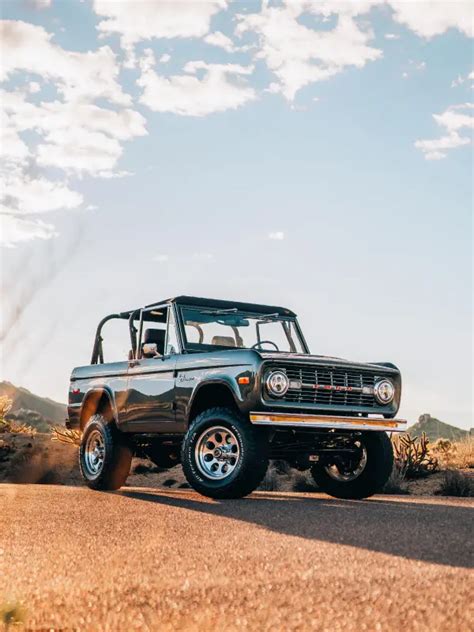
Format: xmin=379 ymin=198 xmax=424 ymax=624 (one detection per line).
xmin=1 ymin=1 xmax=472 ymax=428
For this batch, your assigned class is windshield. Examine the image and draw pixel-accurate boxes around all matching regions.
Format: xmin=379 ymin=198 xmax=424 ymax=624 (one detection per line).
xmin=179 ymin=306 xmax=306 ymax=353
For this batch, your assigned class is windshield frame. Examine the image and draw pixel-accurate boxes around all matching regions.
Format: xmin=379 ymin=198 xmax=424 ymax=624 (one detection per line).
xmin=176 ymin=304 xmax=309 ymax=354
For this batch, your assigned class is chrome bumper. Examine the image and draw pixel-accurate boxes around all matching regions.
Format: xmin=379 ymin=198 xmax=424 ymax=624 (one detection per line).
xmin=249 ymin=412 xmax=407 ymax=432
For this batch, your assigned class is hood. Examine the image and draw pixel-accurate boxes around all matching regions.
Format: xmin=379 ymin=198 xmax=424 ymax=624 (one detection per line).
xmin=257 ymin=352 xmax=399 ymax=374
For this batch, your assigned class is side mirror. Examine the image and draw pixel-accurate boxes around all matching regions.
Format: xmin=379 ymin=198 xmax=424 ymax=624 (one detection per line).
xmin=142 ymin=342 xmax=159 ymax=357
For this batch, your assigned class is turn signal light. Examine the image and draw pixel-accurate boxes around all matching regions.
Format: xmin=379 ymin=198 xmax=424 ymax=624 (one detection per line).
xmin=238 ymin=376 xmax=250 ymax=385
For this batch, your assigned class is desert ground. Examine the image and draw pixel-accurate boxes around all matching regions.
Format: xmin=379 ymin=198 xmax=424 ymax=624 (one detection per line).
xmin=1 ymin=483 xmax=473 ymax=631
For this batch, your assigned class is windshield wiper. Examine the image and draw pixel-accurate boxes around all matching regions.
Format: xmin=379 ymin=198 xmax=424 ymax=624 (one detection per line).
xmin=200 ymin=308 xmax=238 ymax=315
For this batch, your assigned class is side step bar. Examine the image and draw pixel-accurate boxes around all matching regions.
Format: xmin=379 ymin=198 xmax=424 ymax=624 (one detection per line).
xmin=249 ymin=412 xmax=407 ymax=433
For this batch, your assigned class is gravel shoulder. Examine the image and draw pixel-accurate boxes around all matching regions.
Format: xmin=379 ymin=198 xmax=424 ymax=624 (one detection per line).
xmin=1 ymin=484 xmax=473 ymax=631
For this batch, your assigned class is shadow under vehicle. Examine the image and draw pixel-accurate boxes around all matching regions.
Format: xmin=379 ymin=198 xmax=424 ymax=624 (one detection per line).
xmin=67 ymin=296 xmax=405 ymax=499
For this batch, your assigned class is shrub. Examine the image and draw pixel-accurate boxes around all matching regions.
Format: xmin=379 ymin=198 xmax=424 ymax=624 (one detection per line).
xmin=259 ymin=465 xmax=281 ymax=491
xmin=383 ymin=463 xmax=410 ymax=494
xmin=436 ymin=470 xmax=474 ymax=497
xmin=291 ymin=471 xmax=317 ymax=493
xmin=392 ymin=432 xmax=438 ymax=479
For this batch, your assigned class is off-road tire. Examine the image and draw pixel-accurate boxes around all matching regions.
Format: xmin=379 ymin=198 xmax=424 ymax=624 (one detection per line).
xmin=79 ymin=414 xmax=132 ymax=491
xmin=311 ymin=431 xmax=393 ymax=499
xmin=181 ymin=407 xmax=269 ymax=499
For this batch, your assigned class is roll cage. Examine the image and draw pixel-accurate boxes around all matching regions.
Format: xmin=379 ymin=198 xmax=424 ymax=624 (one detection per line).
xmin=90 ymin=296 xmax=309 ymax=364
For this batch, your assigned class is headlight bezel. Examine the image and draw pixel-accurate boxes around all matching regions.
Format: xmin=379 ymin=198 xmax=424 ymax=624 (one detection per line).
xmin=265 ymin=370 xmax=290 ymax=398
xmin=374 ymin=379 xmax=395 ymax=405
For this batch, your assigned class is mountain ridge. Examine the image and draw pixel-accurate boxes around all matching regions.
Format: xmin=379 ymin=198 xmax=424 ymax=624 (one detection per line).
xmin=406 ymin=414 xmax=470 ymax=442
xmin=0 ymin=381 xmax=67 ymax=426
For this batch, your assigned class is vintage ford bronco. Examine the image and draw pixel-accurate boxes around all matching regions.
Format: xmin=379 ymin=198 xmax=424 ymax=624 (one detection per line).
xmin=68 ymin=296 xmax=405 ymax=499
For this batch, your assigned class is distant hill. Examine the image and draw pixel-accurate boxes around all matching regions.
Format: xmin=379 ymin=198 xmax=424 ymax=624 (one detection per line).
xmin=407 ymin=414 xmax=469 ymax=442
xmin=0 ymin=381 xmax=66 ymax=429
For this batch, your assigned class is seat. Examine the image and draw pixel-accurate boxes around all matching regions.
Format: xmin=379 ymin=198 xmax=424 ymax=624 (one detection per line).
xmin=143 ymin=328 xmax=166 ymax=357
xmin=211 ymin=336 xmax=236 ymax=347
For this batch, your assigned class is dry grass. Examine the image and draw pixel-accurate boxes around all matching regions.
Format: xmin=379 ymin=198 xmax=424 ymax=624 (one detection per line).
xmin=435 ymin=470 xmax=474 ymax=497
xmin=444 ymin=437 xmax=473 ymax=469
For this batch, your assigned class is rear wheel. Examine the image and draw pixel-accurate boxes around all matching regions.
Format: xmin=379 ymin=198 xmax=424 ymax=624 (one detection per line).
xmin=311 ymin=432 xmax=393 ymax=499
xmin=79 ymin=414 xmax=132 ymax=491
xmin=181 ymin=407 xmax=269 ymax=499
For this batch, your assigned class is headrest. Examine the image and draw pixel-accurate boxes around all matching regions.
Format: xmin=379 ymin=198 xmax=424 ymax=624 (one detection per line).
xmin=143 ymin=328 xmax=166 ymax=345
xmin=211 ymin=336 xmax=236 ymax=347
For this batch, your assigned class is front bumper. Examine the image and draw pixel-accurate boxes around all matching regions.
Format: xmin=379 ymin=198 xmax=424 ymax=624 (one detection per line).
xmin=249 ymin=412 xmax=407 ymax=432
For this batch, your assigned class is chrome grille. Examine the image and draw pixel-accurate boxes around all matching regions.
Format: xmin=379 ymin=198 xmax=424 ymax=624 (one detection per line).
xmin=270 ymin=364 xmax=379 ymax=408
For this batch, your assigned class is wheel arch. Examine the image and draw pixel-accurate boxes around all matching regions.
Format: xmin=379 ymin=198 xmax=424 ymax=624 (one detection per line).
xmin=187 ymin=381 xmax=241 ymax=425
xmin=79 ymin=387 xmax=117 ymax=431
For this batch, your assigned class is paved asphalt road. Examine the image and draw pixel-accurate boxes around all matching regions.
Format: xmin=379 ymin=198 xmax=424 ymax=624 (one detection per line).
xmin=1 ymin=485 xmax=473 ymax=631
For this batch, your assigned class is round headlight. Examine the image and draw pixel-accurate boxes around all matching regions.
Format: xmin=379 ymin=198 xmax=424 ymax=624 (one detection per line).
xmin=266 ymin=370 xmax=289 ymax=397
xmin=374 ymin=379 xmax=395 ymax=405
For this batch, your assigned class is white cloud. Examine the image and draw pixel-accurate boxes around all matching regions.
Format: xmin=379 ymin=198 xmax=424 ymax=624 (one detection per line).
xmin=384 ymin=33 xmax=400 ymax=40
xmin=138 ymin=60 xmax=256 ymax=116
xmin=0 ymin=21 xmax=146 ymax=245
xmin=1 ymin=170 xmax=83 ymax=215
xmin=159 ymin=53 xmax=171 ymax=64
xmin=451 ymin=70 xmax=474 ymax=88
xmin=205 ymin=31 xmax=241 ymax=53
xmin=0 ymin=215 xmax=57 ymax=248
xmin=93 ymin=0 xmax=227 ymax=66
xmin=153 ymin=254 xmax=170 ymax=263
xmin=268 ymin=231 xmax=285 ymax=240
xmin=32 ymin=0 xmax=52 ymax=8
xmin=415 ymin=102 xmax=473 ymax=159
xmin=388 ymin=1 xmax=473 ymax=39
xmin=0 ymin=20 xmax=131 ymax=105
xmin=236 ymin=2 xmax=382 ymax=101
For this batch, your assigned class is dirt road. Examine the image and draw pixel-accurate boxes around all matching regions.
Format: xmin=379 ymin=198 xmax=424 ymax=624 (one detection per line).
xmin=1 ymin=485 xmax=472 ymax=631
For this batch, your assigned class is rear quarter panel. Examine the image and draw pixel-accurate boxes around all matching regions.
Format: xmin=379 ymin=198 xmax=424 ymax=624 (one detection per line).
xmin=68 ymin=362 xmax=129 ymax=428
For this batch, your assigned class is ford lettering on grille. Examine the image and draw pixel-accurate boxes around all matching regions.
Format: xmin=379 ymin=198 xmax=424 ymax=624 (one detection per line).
xmin=272 ymin=365 xmax=380 ymax=408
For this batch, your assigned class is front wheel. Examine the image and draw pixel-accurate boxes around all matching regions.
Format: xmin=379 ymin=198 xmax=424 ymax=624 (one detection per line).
xmin=311 ymin=432 xmax=393 ymax=499
xmin=181 ymin=407 xmax=269 ymax=499
xmin=79 ymin=414 xmax=132 ymax=491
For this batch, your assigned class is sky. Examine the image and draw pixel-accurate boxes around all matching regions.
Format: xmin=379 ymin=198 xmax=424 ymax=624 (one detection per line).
xmin=0 ymin=0 xmax=472 ymax=429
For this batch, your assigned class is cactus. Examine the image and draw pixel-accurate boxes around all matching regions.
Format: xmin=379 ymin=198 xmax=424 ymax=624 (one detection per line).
xmin=51 ymin=425 xmax=82 ymax=446
xmin=392 ymin=432 xmax=438 ymax=479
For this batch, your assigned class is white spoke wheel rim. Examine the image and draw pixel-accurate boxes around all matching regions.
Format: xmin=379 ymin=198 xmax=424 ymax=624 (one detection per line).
xmin=325 ymin=443 xmax=368 ymax=482
xmin=195 ymin=425 xmax=241 ymax=481
xmin=84 ymin=429 xmax=105 ymax=476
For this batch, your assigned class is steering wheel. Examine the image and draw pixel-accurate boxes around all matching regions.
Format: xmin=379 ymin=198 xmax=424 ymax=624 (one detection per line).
xmin=251 ymin=340 xmax=279 ymax=351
